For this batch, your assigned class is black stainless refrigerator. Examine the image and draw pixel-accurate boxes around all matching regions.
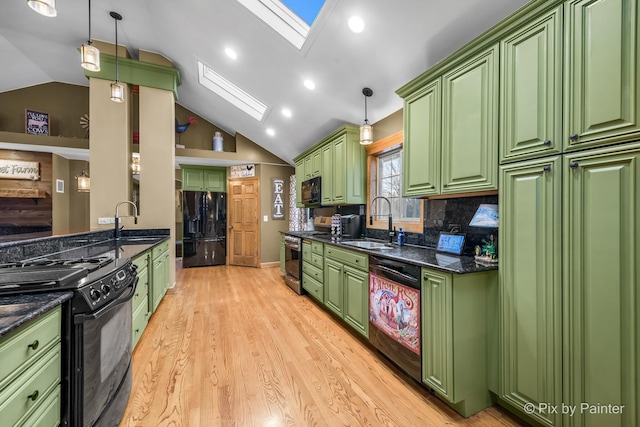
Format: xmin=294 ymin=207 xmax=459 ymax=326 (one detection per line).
xmin=182 ymin=191 xmax=226 ymax=267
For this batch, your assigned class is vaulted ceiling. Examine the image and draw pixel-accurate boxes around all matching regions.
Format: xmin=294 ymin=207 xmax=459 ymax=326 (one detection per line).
xmin=0 ymin=0 xmax=530 ymax=165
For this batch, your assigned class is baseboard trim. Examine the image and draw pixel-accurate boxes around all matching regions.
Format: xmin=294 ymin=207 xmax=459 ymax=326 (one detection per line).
xmin=261 ymin=261 xmax=280 ymax=268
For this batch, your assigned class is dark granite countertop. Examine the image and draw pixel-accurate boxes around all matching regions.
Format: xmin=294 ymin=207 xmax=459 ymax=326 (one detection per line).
xmin=281 ymin=231 xmax=497 ymax=274
xmin=0 ymin=292 xmax=73 ymax=338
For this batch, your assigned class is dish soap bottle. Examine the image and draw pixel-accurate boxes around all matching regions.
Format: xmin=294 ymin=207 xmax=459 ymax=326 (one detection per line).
xmin=397 ymin=227 xmax=406 ymax=246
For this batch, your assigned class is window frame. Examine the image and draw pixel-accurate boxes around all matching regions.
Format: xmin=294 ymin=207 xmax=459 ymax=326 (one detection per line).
xmin=366 ymin=131 xmax=423 ymax=233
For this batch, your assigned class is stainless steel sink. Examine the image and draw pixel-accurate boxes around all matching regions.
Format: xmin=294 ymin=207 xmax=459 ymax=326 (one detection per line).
xmin=341 ymin=240 xmax=394 ymax=250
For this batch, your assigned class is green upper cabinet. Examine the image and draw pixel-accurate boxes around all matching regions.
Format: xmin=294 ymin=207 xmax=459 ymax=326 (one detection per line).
xmin=563 ymin=142 xmax=640 ymax=427
xmin=181 ymin=165 xmax=226 ymax=192
xmin=298 ymin=125 xmax=365 ymax=206
xmin=403 ymin=79 xmax=441 ymax=197
xmin=564 ymin=0 xmax=640 ymax=151
xmin=499 ymin=156 xmax=562 ymax=427
xmin=295 ymin=158 xmax=304 ymax=208
xmin=441 ymin=43 xmax=499 ymax=194
xmin=500 ymin=6 xmax=563 ymax=163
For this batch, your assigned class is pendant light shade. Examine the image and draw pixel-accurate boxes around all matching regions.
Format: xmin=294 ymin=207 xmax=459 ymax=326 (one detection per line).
xmin=26 ymin=0 xmax=57 ymax=17
xmin=110 ymin=11 xmax=124 ymax=103
xmin=76 ymin=170 xmax=90 ymax=192
xmin=80 ymin=0 xmax=100 ymax=71
xmin=360 ymin=87 xmax=373 ymax=145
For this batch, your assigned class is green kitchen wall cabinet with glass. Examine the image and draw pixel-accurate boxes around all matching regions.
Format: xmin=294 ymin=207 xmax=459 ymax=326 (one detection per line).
xmin=293 ymin=125 xmax=367 ymax=207
xmin=396 ymin=0 xmax=640 ymax=425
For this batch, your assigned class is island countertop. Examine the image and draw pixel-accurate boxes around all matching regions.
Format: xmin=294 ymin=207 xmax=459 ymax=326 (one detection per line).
xmin=0 ymin=292 xmax=73 ymax=338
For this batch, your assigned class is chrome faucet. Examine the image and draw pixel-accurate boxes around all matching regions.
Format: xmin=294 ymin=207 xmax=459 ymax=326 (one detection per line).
xmin=370 ymin=196 xmax=394 ymax=243
xmin=114 ymin=201 xmax=138 ymax=238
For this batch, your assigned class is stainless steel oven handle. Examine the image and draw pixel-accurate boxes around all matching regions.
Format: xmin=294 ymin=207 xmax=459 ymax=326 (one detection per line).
xmin=75 ymin=277 xmax=139 ymax=322
xmin=370 ymin=265 xmax=418 ymax=283
xmin=285 ymin=243 xmax=300 ymax=251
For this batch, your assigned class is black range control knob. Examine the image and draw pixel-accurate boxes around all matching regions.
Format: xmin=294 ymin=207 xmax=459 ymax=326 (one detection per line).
xmin=90 ymin=288 xmax=101 ymax=301
xmin=101 ymin=284 xmax=111 ymax=295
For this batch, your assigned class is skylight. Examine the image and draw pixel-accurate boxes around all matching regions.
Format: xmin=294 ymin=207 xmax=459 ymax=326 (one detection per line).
xmin=236 ymin=0 xmax=326 ymax=49
xmin=197 ymin=60 xmax=268 ymax=121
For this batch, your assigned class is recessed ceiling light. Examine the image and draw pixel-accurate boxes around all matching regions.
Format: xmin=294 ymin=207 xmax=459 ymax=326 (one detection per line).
xmin=348 ymin=16 xmax=364 ymax=33
xmin=266 ymin=128 xmax=276 ymax=136
xmin=225 ymin=48 xmax=237 ymax=60
xmin=304 ymin=79 xmax=315 ymax=90
xmin=282 ymin=108 xmax=292 ymax=118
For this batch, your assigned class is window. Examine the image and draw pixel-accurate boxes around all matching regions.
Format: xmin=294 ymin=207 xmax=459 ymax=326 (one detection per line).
xmin=367 ymin=131 xmax=423 ymax=233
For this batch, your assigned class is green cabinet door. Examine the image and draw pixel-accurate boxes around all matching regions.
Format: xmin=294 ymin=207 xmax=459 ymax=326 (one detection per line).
xmin=182 ymin=168 xmax=204 ymax=191
xmin=331 ymin=135 xmax=346 ymax=204
xmin=563 ymin=143 xmax=640 ymax=427
xmin=312 ymin=149 xmax=322 ymax=177
xmin=295 ymin=159 xmax=304 ymax=208
xmin=564 ymin=0 xmax=640 ymax=151
xmin=304 ymin=154 xmax=313 ymax=180
xmin=204 ymin=168 xmax=226 ymax=192
xmin=500 ymin=6 xmax=563 ymax=163
xmin=403 ymin=79 xmax=441 ymax=196
xmin=324 ymin=258 xmax=343 ymax=317
xmin=422 ymin=269 xmax=453 ymax=401
xmin=441 ymin=44 xmax=499 ymax=194
xmin=499 ymin=157 xmax=562 ymax=426
xmin=343 ymin=265 xmax=369 ymax=338
xmin=321 ymin=143 xmax=333 ymax=204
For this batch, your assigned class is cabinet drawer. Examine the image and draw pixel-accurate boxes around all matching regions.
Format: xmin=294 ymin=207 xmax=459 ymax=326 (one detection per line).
xmin=152 ymin=241 xmax=169 ymax=260
xmin=0 ymin=307 xmax=61 ymax=390
xmin=310 ymin=253 xmax=324 ymax=270
xmin=132 ymin=252 xmax=149 ymax=269
xmin=311 ymin=241 xmax=323 ymax=256
xmin=0 ymin=346 xmax=60 ymax=427
xmin=325 ymin=246 xmax=368 ymax=271
xmin=302 ymin=273 xmax=323 ymax=303
xmin=302 ymin=262 xmax=323 ymax=282
xmin=302 ymin=240 xmax=312 ymax=262
xmin=19 ymin=385 xmax=60 ymax=427
xmin=132 ymin=302 xmax=149 ymax=350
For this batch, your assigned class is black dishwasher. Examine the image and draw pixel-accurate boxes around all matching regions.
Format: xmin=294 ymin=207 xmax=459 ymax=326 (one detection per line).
xmin=368 ymin=255 xmax=422 ymax=382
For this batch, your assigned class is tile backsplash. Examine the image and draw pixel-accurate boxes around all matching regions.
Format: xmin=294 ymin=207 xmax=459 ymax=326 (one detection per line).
xmin=365 ymin=195 xmax=498 ymax=255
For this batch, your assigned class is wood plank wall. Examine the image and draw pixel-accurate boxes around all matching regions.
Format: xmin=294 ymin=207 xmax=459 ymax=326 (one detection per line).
xmin=0 ymin=149 xmax=52 ymax=227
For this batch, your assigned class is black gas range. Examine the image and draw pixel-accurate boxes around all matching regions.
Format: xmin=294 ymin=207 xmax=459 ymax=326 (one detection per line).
xmin=0 ymin=255 xmax=138 ymax=427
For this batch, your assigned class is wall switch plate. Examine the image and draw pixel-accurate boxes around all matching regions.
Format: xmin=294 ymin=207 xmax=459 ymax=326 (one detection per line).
xmin=263 ymin=215 xmax=269 ymax=222
xmin=98 ymin=217 xmax=111 ymax=225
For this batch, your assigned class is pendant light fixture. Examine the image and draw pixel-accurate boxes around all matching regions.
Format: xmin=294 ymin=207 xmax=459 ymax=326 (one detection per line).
xmin=359 ymin=87 xmax=373 ymax=145
xmin=26 ymin=0 xmax=57 ymax=17
xmin=109 ymin=11 xmax=125 ymax=103
xmin=76 ymin=170 xmax=91 ymax=192
xmin=80 ymin=0 xmax=100 ymax=71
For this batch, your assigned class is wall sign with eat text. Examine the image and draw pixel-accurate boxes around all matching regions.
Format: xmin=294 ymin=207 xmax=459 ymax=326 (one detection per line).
xmin=25 ymin=110 xmax=50 ymax=136
xmin=0 ymin=159 xmax=41 ymax=180
xmin=272 ymin=178 xmax=285 ymax=220
xmin=230 ymin=164 xmax=255 ymax=178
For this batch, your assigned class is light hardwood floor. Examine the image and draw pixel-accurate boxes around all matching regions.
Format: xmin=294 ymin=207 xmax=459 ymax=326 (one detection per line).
xmin=121 ymin=265 xmax=526 ymax=427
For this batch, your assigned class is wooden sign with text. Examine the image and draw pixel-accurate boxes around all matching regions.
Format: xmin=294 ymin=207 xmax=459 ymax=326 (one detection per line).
xmin=0 ymin=159 xmax=41 ymax=180
xmin=272 ymin=178 xmax=285 ymax=220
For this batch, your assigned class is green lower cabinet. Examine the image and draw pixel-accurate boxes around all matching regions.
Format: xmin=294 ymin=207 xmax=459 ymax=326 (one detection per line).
xmin=342 ymin=265 xmax=369 ymax=337
xmin=421 ymin=268 xmax=497 ymax=418
xmin=151 ymin=241 xmax=170 ymax=313
xmin=323 ymin=246 xmax=369 ymax=338
xmin=132 ymin=263 xmax=149 ymax=349
xmin=499 ymin=156 xmax=562 ymax=426
xmin=563 ymin=143 xmax=640 ymax=427
xmin=324 ymin=258 xmax=344 ymax=317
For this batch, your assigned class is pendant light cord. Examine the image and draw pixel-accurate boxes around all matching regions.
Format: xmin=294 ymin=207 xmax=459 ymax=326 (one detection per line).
xmin=364 ymin=95 xmax=369 ymax=124
xmin=114 ymin=15 xmax=119 ymax=82
xmin=87 ymin=0 xmax=92 ymax=44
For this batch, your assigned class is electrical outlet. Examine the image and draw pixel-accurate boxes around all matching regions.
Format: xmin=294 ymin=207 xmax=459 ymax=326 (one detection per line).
xmin=110 ymin=218 xmax=116 ymax=224
xmin=98 ymin=217 xmax=111 ymax=225
xmin=263 ymin=215 xmax=268 ymax=222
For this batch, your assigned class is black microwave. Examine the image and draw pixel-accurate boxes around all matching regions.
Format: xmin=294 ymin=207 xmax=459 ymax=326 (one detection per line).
xmin=301 ymin=176 xmax=321 ymax=206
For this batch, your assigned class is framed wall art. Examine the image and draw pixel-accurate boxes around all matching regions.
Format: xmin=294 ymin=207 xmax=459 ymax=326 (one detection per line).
xmin=25 ymin=109 xmax=50 ymax=136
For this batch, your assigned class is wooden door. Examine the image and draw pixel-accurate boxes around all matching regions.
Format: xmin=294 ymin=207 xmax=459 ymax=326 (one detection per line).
xmin=499 ymin=157 xmax=562 ymax=427
xmin=228 ymin=178 xmax=260 ymax=267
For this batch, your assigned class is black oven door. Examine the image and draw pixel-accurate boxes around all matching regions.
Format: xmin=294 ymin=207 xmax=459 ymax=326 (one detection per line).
xmin=284 ymin=240 xmax=301 ymax=280
xmin=72 ymin=279 xmax=137 ymax=427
